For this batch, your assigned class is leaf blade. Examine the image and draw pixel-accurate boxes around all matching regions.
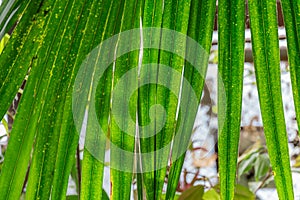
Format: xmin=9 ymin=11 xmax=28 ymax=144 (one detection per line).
xmin=217 ymin=0 xmax=246 ymax=199
xmin=166 ymin=0 xmax=216 ymax=198
xmin=280 ymin=0 xmax=300 ymax=134
xmin=248 ymin=0 xmax=294 ymax=198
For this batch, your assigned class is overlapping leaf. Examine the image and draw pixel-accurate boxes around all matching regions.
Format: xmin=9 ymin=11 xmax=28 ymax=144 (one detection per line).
xmin=280 ymin=0 xmax=300 ymax=133
xmin=0 ymin=0 xmax=298 ymax=200
xmin=166 ymin=0 xmax=216 ymax=199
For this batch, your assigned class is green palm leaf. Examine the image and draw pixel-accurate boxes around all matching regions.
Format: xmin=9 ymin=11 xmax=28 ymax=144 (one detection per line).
xmin=79 ymin=0 xmax=125 ymax=199
xmin=218 ymin=0 xmax=245 ymax=199
xmin=248 ymin=0 xmax=294 ymax=198
xmin=166 ymin=0 xmax=216 ymax=199
xmin=110 ymin=0 xmax=143 ymax=199
xmin=0 ymin=0 xmax=298 ymax=199
xmin=280 ymin=0 xmax=300 ymax=133
xmin=139 ymin=0 xmax=193 ymax=199
xmin=138 ymin=1 xmax=164 ymax=199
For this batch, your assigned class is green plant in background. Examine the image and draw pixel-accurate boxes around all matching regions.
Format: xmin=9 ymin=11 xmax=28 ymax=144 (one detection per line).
xmin=0 ymin=0 xmax=299 ymax=200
